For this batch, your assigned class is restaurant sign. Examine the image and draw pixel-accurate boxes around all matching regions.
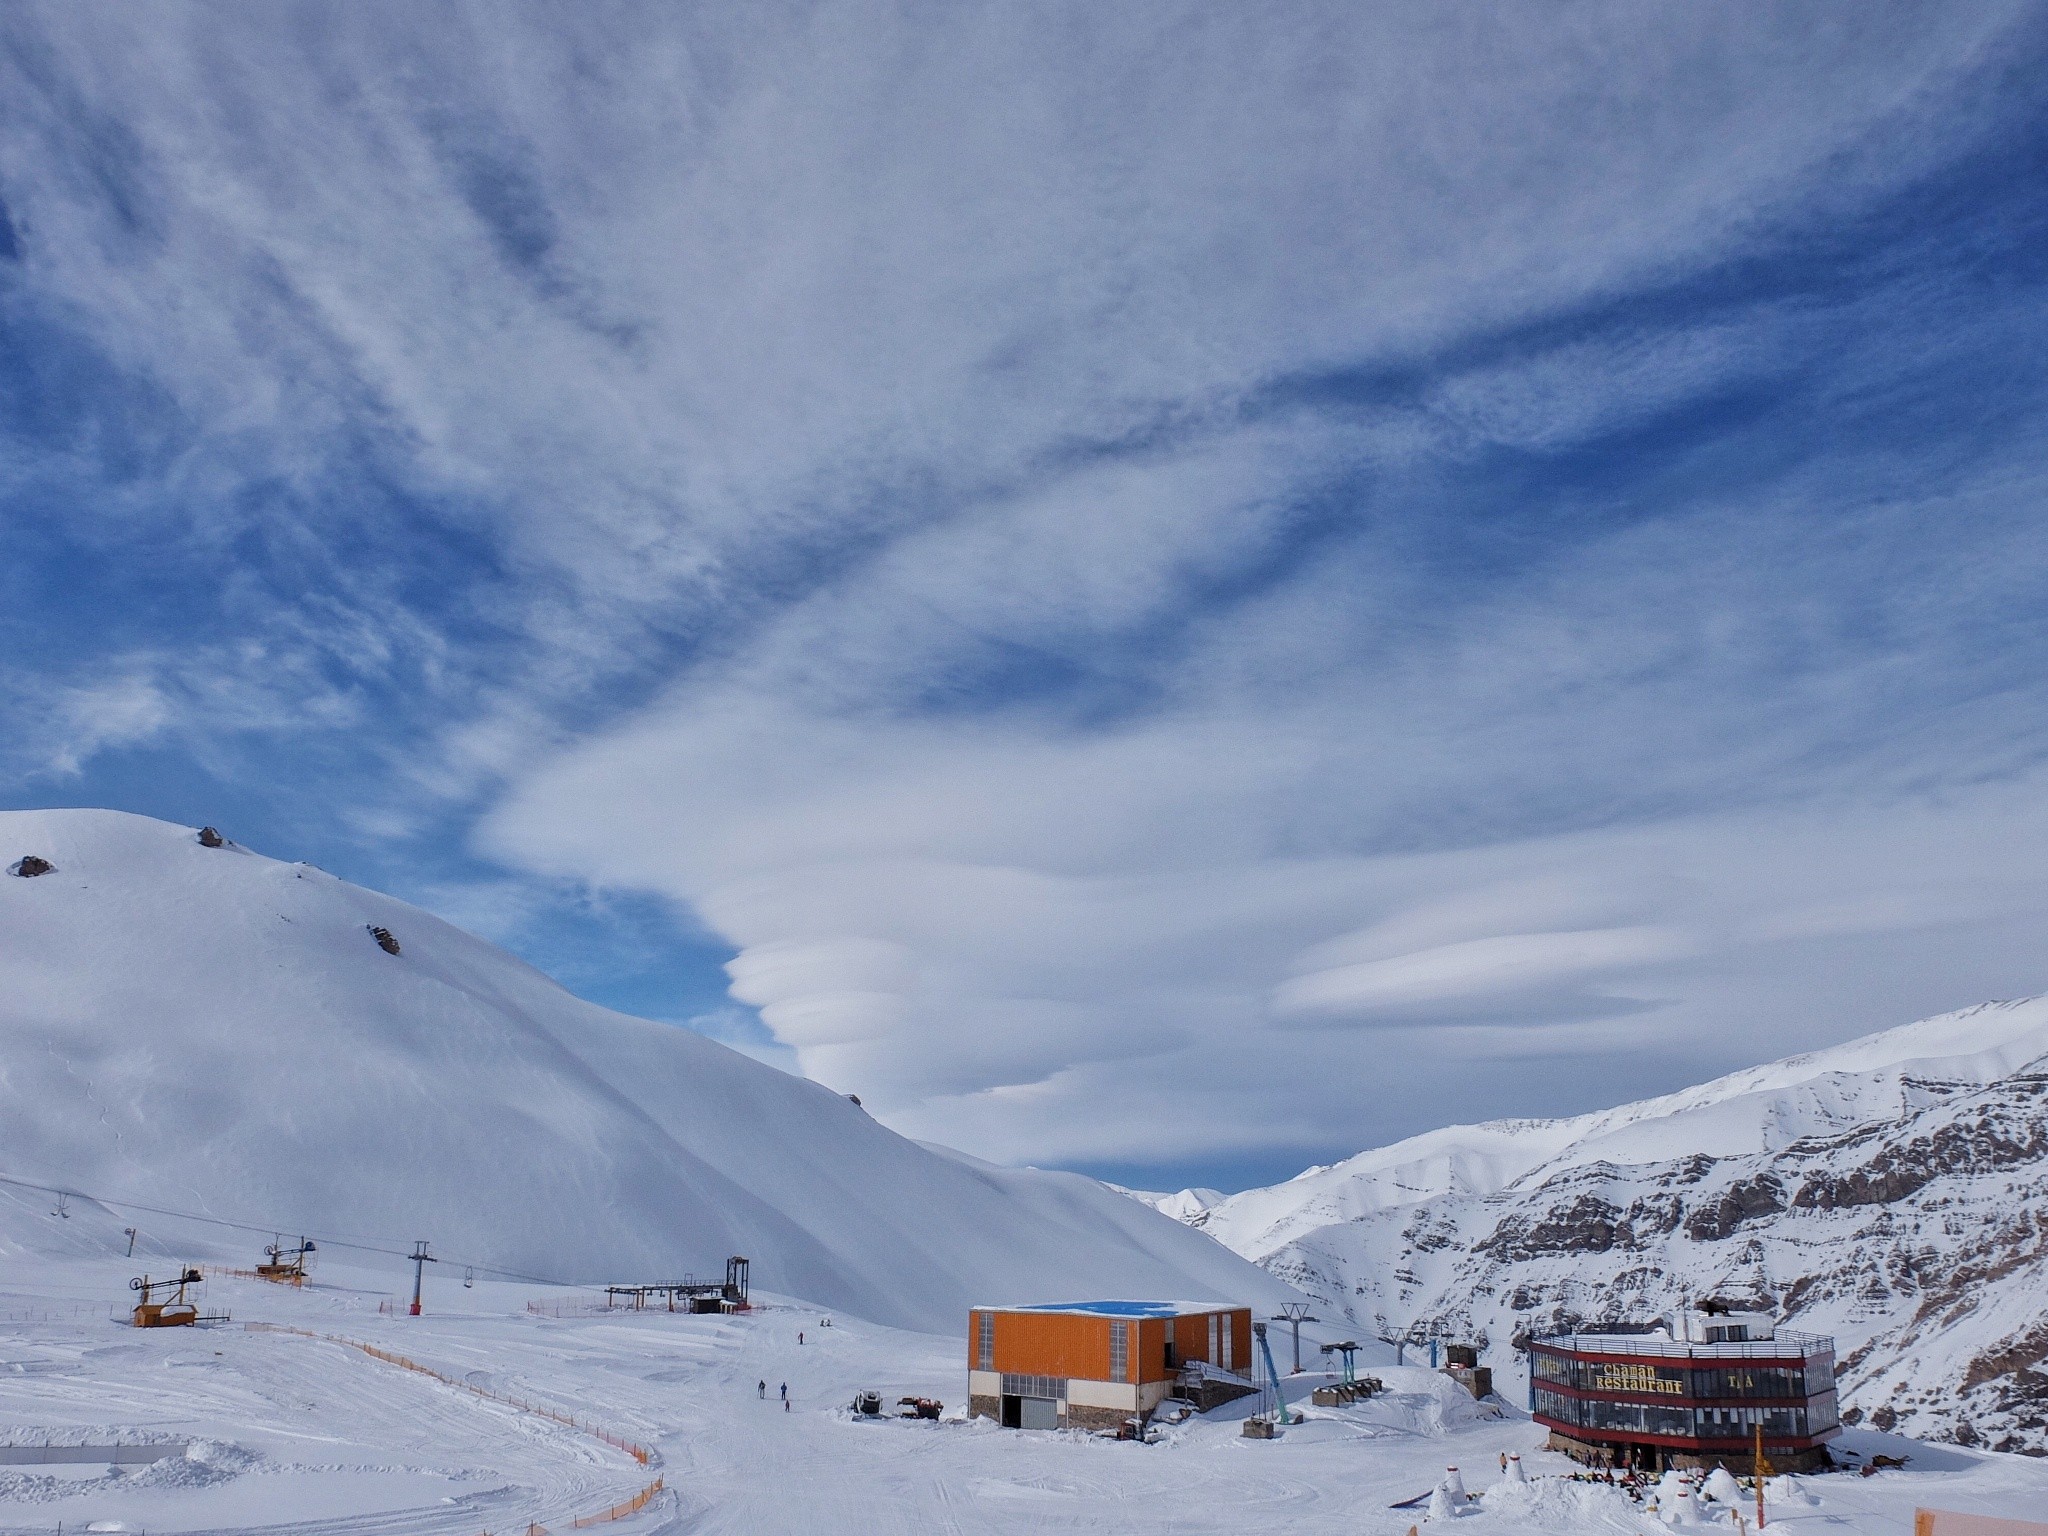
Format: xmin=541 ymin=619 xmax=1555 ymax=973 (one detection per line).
xmin=1592 ymin=1361 xmax=1685 ymax=1396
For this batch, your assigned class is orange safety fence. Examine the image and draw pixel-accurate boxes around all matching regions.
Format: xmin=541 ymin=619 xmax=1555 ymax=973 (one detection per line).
xmin=569 ymin=1476 xmax=666 ymax=1528
xmin=244 ymin=1324 xmax=663 ymax=1533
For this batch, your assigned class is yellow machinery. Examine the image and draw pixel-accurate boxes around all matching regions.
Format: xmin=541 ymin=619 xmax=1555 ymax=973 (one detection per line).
xmin=130 ymin=1268 xmax=204 ymax=1327
xmin=256 ymin=1237 xmax=316 ymax=1285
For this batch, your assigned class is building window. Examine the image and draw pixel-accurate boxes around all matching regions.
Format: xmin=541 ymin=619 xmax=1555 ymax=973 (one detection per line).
xmin=1110 ymin=1321 xmax=1129 ymax=1384
xmin=1000 ymin=1372 xmax=1067 ymax=1401
xmin=1209 ymin=1314 xmax=1220 ymax=1364
xmin=1221 ymin=1316 xmax=1234 ymax=1373
xmin=976 ymin=1311 xmax=995 ymax=1371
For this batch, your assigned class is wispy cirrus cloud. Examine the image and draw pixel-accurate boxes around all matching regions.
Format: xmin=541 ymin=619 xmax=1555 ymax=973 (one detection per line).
xmin=3 ymin=4 xmax=2047 ymax=1183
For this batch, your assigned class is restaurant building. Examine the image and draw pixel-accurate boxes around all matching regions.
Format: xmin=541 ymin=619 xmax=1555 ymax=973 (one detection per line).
xmin=1529 ymin=1306 xmax=1840 ymax=1472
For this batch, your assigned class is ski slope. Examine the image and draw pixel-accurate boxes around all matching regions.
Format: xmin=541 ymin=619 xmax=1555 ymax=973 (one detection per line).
xmin=0 ymin=808 xmax=1294 ymax=1331
xmin=2 ymin=1239 xmax=2042 ymax=1534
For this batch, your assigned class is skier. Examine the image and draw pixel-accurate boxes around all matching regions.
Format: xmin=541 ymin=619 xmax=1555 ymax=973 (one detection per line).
xmin=784 ymin=1396 xmax=791 ymax=1412
xmin=798 ymin=1330 xmax=805 ymax=1345
xmin=780 ymin=1381 xmax=788 ymax=1402
xmin=758 ymin=1379 xmax=766 ymax=1399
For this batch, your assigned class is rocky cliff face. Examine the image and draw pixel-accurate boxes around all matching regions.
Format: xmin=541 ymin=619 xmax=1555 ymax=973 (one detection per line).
xmin=1138 ymin=998 xmax=2048 ymax=1454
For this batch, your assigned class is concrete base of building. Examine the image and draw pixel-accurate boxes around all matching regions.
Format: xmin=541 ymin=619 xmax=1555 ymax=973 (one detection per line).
xmin=1545 ymin=1429 xmax=1832 ymax=1475
xmin=1065 ymin=1403 xmax=1138 ymax=1432
xmin=967 ymin=1394 xmax=1141 ymax=1433
xmin=1184 ymin=1376 xmax=1257 ymax=1413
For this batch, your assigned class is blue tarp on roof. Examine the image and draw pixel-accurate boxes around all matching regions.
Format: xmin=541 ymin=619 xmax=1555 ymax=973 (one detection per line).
xmin=995 ymin=1301 xmax=1220 ymax=1318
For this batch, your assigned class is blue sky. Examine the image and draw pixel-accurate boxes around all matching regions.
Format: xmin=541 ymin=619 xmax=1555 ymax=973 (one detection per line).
xmin=4 ymin=4 xmax=2048 ymax=1192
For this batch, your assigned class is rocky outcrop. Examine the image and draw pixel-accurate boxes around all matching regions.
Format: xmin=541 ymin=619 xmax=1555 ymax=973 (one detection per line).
xmin=1155 ymin=999 xmax=2048 ymax=1455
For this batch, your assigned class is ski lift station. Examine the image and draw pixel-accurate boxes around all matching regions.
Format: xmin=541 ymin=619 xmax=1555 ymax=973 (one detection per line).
xmin=968 ymin=1301 xmax=1255 ymax=1431
xmin=1529 ymin=1304 xmax=1840 ymax=1474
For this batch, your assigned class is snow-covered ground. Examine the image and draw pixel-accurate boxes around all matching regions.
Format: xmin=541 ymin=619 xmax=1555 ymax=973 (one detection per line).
xmin=2 ymin=1243 xmax=2044 ymax=1533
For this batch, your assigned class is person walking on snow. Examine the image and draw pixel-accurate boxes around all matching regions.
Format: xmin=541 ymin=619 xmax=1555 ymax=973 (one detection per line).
xmin=780 ymin=1382 xmax=788 ymax=1402
xmin=758 ymin=1380 xmax=766 ymax=1399
xmin=798 ymin=1330 xmax=805 ymax=1345
xmin=784 ymin=1396 xmax=791 ymax=1412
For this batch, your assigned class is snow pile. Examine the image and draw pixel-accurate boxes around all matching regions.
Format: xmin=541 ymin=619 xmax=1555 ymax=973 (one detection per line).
xmin=0 ymin=809 xmax=1298 ymax=1330
xmin=124 ymin=1439 xmax=260 ymax=1491
xmin=1147 ymin=994 xmax=2048 ymax=1451
xmin=1699 ymin=1467 xmax=1743 ymax=1505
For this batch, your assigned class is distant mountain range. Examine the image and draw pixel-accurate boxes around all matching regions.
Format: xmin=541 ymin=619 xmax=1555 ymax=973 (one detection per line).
xmin=1124 ymin=997 xmax=2048 ymax=1453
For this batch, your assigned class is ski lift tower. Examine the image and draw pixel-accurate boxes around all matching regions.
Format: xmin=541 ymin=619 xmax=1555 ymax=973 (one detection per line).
xmin=257 ymin=1237 xmax=317 ymax=1285
xmin=130 ymin=1267 xmax=204 ymax=1328
xmin=1271 ymin=1301 xmax=1318 ymax=1375
xmin=1251 ymin=1321 xmax=1297 ymax=1426
xmin=1321 ymin=1339 xmax=1361 ymax=1386
xmin=408 ymin=1241 xmax=436 ymax=1316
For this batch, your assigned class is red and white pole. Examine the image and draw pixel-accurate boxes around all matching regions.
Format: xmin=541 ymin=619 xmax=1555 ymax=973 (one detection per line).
xmin=409 ymin=1241 xmax=434 ymax=1316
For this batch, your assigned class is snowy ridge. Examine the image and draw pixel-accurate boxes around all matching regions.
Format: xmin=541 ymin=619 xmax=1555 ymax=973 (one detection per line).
xmin=1148 ymin=998 xmax=2048 ymax=1453
xmin=0 ymin=809 xmax=1296 ymax=1331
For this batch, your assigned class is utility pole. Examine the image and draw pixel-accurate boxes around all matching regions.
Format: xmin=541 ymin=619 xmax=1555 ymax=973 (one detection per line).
xmin=1272 ymin=1302 xmax=1319 ymax=1375
xmin=1753 ymin=1423 xmax=1767 ymax=1529
xmin=408 ymin=1241 xmax=436 ymax=1316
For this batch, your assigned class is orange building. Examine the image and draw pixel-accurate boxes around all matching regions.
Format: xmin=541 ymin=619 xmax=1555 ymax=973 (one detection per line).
xmin=967 ymin=1301 xmax=1255 ymax=1431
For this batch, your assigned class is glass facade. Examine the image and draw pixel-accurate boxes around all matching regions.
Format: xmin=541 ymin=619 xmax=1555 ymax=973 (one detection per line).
xmin=1530 ymin=1336 xmax=1838 ymax=1450
xmin=1533 ymin=1351 xmax=1822 ymax=1401
xmin=1109 ymin=1321 xmax=1129 ymax=1384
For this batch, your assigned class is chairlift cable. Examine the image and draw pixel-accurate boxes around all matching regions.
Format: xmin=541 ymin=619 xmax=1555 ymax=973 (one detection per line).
xmin=0 ymin=1168 xmax=604 ymax=1291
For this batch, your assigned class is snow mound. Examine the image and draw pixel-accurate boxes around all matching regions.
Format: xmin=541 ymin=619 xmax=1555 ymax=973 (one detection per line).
xmin=0 ymin=809 xmax=1296 ymax=1330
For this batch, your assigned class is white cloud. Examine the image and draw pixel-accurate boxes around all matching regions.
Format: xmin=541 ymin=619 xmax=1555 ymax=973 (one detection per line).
xmin=6 ymin=5 xmax=2045 ymax=1173
xmin=1274 ymin=926 xmax=1693 ymax=1018
xmin=0 ymin=2 xmax=2023 ymax=696
xmin=41 ymin=670 xmax=171 ymax=775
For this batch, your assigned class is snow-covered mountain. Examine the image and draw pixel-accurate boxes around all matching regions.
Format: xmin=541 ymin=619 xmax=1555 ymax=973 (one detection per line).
xmin=0 ymin=809 xmax=1296 ymax=1330
xmin=1144 ymin=999 xmax=2048 ymax=1453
